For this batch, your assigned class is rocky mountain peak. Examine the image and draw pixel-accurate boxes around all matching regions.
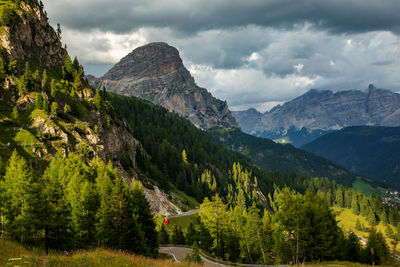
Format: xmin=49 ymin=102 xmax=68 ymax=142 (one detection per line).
xmin=103 ymin=42 xmax=192 ymax=83
xmin=91 ymin=42 xmax=238 ymax=130
xmin=0 ymin=1 xmax=66 ymax=68
xmin=233 ymin=85 xmax=400 ymax=146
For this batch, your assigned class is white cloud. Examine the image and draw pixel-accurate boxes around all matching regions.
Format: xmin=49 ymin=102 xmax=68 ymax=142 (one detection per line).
xmin=63 ymin=29 xmax=149 ymax=64
xmin=294 ymin=64 xmax=304 ymax=72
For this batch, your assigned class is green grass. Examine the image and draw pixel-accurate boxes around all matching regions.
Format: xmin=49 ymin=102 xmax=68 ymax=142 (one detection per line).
xmin=333 ymin=207 xmax=399 ymax=251
xmin=170 ymin=187 xmax=199 ymax=212
xmin=304 ymin=260 xmax=396 ymax=266
xmin=0 ymin=239 xmax=202 ymax=267
xmin=169 ymin=214 xmax=195 ymax=232
xmin=352 ymin=178 xmax=387 ymax=197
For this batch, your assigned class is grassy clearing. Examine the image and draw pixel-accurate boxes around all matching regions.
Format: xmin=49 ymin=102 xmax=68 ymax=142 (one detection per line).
xmin=304 ymin=260 xmax=393 ymax=267
xmin=334 ymin=207 xmax=400 ymax=251
xmin=352 ymin=178 xmax=387 ymax=197
xmin=170 ymin=188 xmax=199 ymax=212
xmin=0 ymin=239 xmax=202 ymax=267
xmin=169 ymin=214 xmax=195 ymax=232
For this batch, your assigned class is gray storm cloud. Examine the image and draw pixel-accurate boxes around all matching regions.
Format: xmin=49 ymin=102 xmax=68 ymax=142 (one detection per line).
xmin=42 ymin=0 xmax=400 ymax=112
xmin=44 ymin=0 xmax=400 ymax=34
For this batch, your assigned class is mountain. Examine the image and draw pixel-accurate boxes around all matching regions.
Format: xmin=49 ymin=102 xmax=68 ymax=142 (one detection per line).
xmin=0 ymin=0 xmax=66 ymax=68
xmin=90 ymin=42 xmax=238 ymax=130
xmin=0 ymin=1 xmax=318 ymax=216
xmin=0 ymin=0 xmax=191 ymax=215
xmin=302 ymin=126 xmax=400 ymax=186
xmin=207 ymin=128 xmax=362 ymax=187
xmin=233 ymin=85 xmax=400 ymax=147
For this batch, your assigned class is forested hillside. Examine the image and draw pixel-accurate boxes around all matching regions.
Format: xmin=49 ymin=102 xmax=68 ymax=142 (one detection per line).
xmin=159 ymin=177 xmax=400 ymax=265
xmin=302 ymin=126 xmax=400 ymax=186
xmin=108 ymin=93 xmax=313 ymax=201
xmin=1 ymin=1 xmax=400 ymax=265
xmin=207 ymin=128 xmax=379 ymax=188
xmin=0 ymin=0 xmax=157 ymax=256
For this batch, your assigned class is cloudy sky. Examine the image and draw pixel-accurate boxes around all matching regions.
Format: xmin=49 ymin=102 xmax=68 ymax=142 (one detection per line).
xmin=42 ymin=0 xmax=400 ymax=112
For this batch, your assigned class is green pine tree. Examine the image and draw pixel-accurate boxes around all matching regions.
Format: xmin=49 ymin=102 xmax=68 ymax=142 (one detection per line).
xmin=2 ymin=150 xmax=33 ymax=243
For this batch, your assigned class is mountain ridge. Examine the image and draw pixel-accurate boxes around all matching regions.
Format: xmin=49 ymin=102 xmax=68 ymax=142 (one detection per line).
xmin=233 ymin=84 xmax=400 ymax=146
xmin=90 ymin=42 xmax=238 ymax=130
xmin=302 ymin=126 xmax=400 ymax=186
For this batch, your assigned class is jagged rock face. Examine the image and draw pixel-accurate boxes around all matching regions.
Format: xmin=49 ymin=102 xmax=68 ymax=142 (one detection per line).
xmin=233 ymin=85 xmax=400 ymax=146
xmin=91 ymin=42 xmax=238 ymax=129
xmin=0 ymin=2 xmax=66 ymax=68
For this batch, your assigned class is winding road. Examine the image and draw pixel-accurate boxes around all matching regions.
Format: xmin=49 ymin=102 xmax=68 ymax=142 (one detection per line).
xmin=168 ymin=208 xmax=199 ymax=218
xmin=158 ymin=246 xmax=225 ymax=267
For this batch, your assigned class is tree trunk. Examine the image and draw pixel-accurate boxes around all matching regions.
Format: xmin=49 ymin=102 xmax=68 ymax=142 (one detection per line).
xmin=257 ymin=230 xmax=266 ymax=263
xmin=45 ymin=225 xmax=49 ymax=255
xmin=1 ymin=214 xmax=3 ymax=239
xmin=245 ymin=238 xmax=254 ymax=264
xmin=296 ymin=226 xmax=299 ymax=266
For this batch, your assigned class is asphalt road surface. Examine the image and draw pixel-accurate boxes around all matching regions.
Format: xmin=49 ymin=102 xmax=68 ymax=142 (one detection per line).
xmin=168 ymin=209 xmax=199 ymax=218
xmin=159 ymin=246 xmax=225 ymax=267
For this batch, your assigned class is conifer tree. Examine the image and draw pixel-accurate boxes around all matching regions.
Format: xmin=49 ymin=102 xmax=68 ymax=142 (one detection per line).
xmin=363 ymin=228 xmax=389 ymax=265
xmin=41 ymin=70 xmax=49 ymax=92
xmin=199 ymin=195 xmax=229 ymax=259
xmin=351 ymin=193 xmax=359 ymax=215
xmin=94 ymin=90 xmax=101 ymax=110
xmin=2 ymin=150 xmax=33 ymax=243
xmin=159 ymin=224 xmax=170 ymax=244
xmin=28 ymin=159 xmax=73 ymax=253
xmin=63 ymin=103 xmax=71 ymax=114
xmin=131 ymin=180 xmax=158 ymax=256
xmin=11 ymin=106 xmax=18 ymax=121
xmin=171 ymin=225 xmax=185 ymax=245
xmin=111 ymin=175 xmax=145 ymax=252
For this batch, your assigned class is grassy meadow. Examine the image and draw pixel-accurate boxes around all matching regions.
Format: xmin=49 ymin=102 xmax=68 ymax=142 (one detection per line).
xmin=0 ymin=239 xmax=202 ymax=267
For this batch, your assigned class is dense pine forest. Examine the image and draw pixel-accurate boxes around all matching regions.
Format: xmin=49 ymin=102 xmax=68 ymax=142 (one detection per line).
xmin=158 ymin=175 xmax=400 ymax=265
xmin=0 ymin=0 xmax=400 ymax=266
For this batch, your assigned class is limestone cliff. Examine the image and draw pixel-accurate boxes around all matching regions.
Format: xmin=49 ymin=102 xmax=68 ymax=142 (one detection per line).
xmin=0 ymin=1 xmax=66 ymax=68
xmin=91 ymin=42 xmax=238 ymax=130
xmin=0 ymin=2 xmax=181 ymax=215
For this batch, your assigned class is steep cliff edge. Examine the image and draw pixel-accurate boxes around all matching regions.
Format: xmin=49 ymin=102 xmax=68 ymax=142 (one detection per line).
xmin=0 ymin=0 xmax=181 ymax=215
xmin=0 ymin=0 xmax=66 ymax=68
xmin=90 ymin=42 xmax=238 ymax=130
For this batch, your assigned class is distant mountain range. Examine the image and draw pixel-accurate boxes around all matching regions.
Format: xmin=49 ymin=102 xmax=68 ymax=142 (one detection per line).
xmin=88 ymin=42 xmax=238 ymax=130
xmin=302 ymin=126 xmax=400 ymax=186
xmin=233 ymin=85 xmax=400 ymax=147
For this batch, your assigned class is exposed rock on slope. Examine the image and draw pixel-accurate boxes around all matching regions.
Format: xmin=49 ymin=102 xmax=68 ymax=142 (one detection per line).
xmin=233 ymin=84 xmax=400 ymax=146
xmin=0 ymin=2 xmax=180 ymax=216
xmin=90 ymin=42 xmax=238 ymax=129
xmin=0 ymin=1 xmax=66 ymax=68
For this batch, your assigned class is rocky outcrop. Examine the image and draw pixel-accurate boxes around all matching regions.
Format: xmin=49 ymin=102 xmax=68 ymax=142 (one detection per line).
xmin=0 ymin=2 xmax=185 ymax=216
xmin=0 ymin=1 xmax=66 ymax=68
xmin=90 ymin=42 xmax=238 ymax=130
xmin=233 ymin=85 xmax=400 ymax=146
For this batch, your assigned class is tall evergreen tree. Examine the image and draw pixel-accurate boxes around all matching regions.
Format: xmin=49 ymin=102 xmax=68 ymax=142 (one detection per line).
xmin=131 ymin=180 xmax=159 ymax=256
xmin=2 ymin=150 xmax=33 ymax=243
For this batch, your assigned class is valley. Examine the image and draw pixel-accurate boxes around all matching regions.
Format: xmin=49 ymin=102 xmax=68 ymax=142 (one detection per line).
xmin=0 ymin=0 xmax=400 ymax=266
